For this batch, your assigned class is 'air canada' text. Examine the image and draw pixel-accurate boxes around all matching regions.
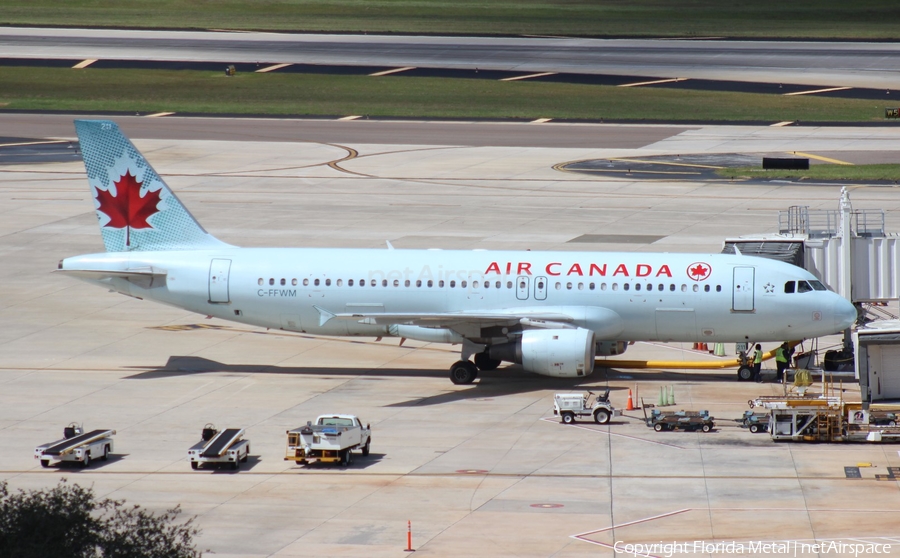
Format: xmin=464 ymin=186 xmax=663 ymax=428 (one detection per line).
xmin=484 ymin=261 xmax=673 ymax=278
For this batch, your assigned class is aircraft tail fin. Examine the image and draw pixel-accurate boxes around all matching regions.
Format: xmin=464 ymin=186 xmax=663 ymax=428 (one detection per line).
xmin=75 ymin=120 xmax=230 ymax=252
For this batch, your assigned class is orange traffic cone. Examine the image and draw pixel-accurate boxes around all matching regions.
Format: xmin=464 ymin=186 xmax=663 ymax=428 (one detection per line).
xmin=692 ymin=342 xmax=700 ymax=350
xmin=626 ymin=389 xmax=635 ymax=411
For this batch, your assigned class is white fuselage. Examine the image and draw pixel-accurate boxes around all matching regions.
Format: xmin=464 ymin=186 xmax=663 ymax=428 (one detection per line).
xmin=62 ymin=248 xmax=856 ymax=344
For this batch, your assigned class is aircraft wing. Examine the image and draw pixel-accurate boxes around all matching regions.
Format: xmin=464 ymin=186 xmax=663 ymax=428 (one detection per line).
xmin=314 ymin=306 xmax=577 ymax=328
xmin=56 ymin=266 xmax=167 ymax=289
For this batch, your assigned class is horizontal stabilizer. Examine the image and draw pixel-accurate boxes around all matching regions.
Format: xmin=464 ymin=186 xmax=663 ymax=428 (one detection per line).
xmin=56 ymin=266 xmax=167 ymax=289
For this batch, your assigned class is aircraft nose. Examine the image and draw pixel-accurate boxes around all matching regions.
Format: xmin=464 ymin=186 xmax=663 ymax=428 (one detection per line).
xmin=834 ymin=297 xmax=857 ymax=331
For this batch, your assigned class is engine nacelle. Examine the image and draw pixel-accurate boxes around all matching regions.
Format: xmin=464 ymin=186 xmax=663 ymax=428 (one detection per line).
xmin=595 ymin=341 xmax=628 ymax=356
xmin=489 ymin=328 xmax=595 ymax=378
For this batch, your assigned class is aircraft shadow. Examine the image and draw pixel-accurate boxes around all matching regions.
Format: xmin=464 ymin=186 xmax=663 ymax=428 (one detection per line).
xmin=124 ymin=356 xmax=450 ymax=380
xmin=121 ymin=357 xmax=737 ymax=406
xmin=602 ymin=368 xmax=737 ymax=383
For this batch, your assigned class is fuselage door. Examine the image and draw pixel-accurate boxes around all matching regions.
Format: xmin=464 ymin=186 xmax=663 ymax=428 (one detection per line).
xmin=209 ymin=259 xmax=231 ymax=303
xmin=732 ymin=266 xmax=755 ymax=311
xmin=534 ymin=276 xmax=548 ymax=301
xmin=516 ymin=276 xmax=530 ymax=300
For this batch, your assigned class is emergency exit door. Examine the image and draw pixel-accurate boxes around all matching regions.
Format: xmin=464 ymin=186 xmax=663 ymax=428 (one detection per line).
xmin=209 ymin=259 xmax=231 ymax=303
xmin=516 ymin=276 xmax=530 ymax=300
xmin=732 ymin=266 xmax=755 ymax=311
xmin=534 ymin=276 xmax=548 ymax=300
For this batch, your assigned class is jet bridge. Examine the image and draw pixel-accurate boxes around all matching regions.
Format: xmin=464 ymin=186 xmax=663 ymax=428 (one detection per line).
xmin=854 ymin=320 xmax=900 ymax=409
xmin=725 ymin=188 xmax=898 ymax=369
xmin=724 ymin=188 xmax=899 ymax=306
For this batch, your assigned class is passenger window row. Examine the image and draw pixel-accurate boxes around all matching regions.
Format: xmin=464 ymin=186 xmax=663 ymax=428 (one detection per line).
xmin=257 ymin=277 xmax=722 ymax=294
xmin=555 ymin=281 xmax=722 ymax=293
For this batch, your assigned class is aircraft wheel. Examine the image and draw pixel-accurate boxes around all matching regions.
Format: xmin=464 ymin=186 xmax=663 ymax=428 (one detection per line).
xmin=449 ymin=360 xmax=478 ymax=385
xmin=473 ymin=352 xmax=501 ymax=371
xmin=593 ymin=410 xmax=610 ymax=424
xmin=737 ymin=367 xmax=753 ymax=382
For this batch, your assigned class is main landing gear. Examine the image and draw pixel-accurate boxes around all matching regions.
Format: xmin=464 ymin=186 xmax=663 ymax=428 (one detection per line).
xmin=450 ymin=361 xmax=478 ymax=384
xmin=449 ymin=351 xmax=502 ymax=385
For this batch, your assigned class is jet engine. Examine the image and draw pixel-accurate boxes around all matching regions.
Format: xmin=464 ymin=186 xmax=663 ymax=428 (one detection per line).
xmin=488 ymin=328 xmax=595 ymax=378
xmin=595 ymin=341 xmax=628 ymax=356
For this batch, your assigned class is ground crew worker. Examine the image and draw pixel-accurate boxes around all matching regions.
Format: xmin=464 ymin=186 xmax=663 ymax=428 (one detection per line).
xmin=775 ymin=342 xmax=790 ymax=383
xmin=752 ymin=344 xmax=763 ymax=382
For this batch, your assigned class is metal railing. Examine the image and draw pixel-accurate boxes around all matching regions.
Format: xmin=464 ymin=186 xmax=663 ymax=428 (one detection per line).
xmin=778 ymin=206 xmax=885 ymax=237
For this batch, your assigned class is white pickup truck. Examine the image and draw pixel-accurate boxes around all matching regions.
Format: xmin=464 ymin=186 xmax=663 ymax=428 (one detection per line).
xmin=285 ymin=414 xmax=371 ymax=467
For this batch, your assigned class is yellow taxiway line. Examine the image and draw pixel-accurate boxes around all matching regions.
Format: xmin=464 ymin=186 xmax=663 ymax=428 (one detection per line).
xmin=619 ymin=77 xmax=687 ymax=88
xmin=369 ymin=67 xmax=415 ymax=77
xmin=783 ymin=86 xmax=852 ymax=97
xmin=787 ymin=151 xmax=854 ymax=165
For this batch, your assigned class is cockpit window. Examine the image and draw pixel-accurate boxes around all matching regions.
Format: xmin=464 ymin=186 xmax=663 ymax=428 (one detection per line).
xmin=784 ymin=281 xmax=795 ymax=294
xmin=797 ymin=281 xmax=813 ymax=293
xmin=809 ymin=280 xmax=827 ymax=291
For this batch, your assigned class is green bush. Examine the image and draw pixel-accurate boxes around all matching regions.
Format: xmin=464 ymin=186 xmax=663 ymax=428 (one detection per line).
xmin=0 ymin=480 xmax=201 ymax=558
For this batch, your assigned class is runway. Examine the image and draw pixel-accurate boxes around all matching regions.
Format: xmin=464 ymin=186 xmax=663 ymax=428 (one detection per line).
xmin=0 ymin=113 xmax=698 ymax=148
xmin=2 ymin=115 xmax=900 ymax=557
xmin=2 ymin=27 xmax=900 ymax=88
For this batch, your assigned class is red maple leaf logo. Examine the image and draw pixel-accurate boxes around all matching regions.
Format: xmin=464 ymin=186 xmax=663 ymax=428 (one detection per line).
xmin=687 ymin=262 xmax=711 ymax=281
xmin=95 ymin=171 xmax=161 ymax=246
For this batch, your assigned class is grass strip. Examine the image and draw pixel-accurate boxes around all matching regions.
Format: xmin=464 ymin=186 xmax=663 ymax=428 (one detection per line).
xmin=2 ymin=0 xmax=900 ymax=38
xmin=0 ymin=67 xmax=894 ymax=122
xmin=716 ymin=165 xmax=900 ymax=182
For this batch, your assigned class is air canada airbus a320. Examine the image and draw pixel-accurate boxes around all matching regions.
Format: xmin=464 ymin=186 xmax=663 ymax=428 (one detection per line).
xmin=59 ymin=121 xmax=858 ymax=384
